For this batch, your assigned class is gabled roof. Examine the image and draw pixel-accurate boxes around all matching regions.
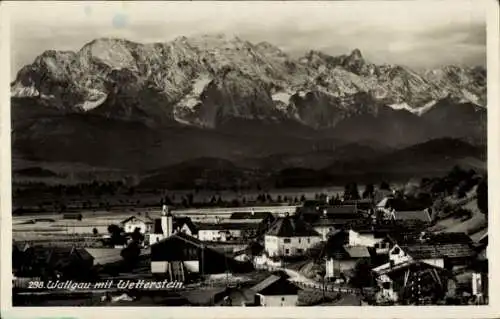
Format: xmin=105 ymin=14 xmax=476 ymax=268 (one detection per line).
xmin=393 ymin=210 xmax=432 ymax=223
xmin=344 ymin=246 xmax=371 ymax=258
xmin=152 ymin=216 xmax=198 ymax=234
xmin=389 ymin=232 xmax=473 ymax=246
xmin=266 ymin=216 xmax=320 ymax=237
xmin=121 ymin=215 xmax=154 ymax=225
xmin=250 ymin=275 xmax=301 ymax=295
xmin=402 ymin=243 xmax=476 ymax=260
xmin=23 ymin=245 xmax=94 ymax=268
xmin=325 ymin=244 xmax=371 ymax=260
xmin=174 ymin=217 xmax=198 ymax=234
xmin=373 ymin=259 xmax=446 ymax=276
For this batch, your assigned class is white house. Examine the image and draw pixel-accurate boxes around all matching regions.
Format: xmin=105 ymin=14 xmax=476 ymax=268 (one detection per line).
xmin=264 ymin=216 xmax=322 ymax=257
xmin=196 ymin=222 xmax=256 ymax=242
xmin=120 ymin=215 xmax=154 ymax=234
xmin=373 ymin=232 xmax=476 ymax=274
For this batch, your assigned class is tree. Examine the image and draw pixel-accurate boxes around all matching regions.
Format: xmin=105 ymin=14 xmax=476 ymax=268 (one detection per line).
xmin=92 ymin=228 xmax=99 ymax=235
xmin=362 ymin=184 xmax=375 ymax=199
xmin=380 ymin=181 xmax=390 ymax=191
xmin=107 ymin=224 xmax=126 ymax=246
xmin=477 ymin=177 xmax=488 ymax=216
xmin=121 ymin=242 xmax=141 ymax=269
xmin=131 ymin=227 xmax=145 ymax=244
xmin=351 ymin=258 xmax=374 ymax=288
xmin=343 ymin=183 xmax=360 ymax=201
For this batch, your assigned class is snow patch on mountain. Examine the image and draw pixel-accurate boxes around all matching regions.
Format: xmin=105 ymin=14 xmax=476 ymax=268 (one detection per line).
xmin=176 ymin=74 xmax=212 ymax=109
xmin=415 ymin=100 xmax=437 ymax=115
xmin=460 ymin=89 xmax=480 ymax=105
xmin=11 ymin=84 xmax=39 ymax=98
xmin=272 ymin=92 xmax=292 ymax=105
xmin=388 ymin=102 xmax=414 ymax=112
xmin=388 ymin=100 xmax=438 ymax=116
xmin=77 ymin=91 xmax=108 ymax=111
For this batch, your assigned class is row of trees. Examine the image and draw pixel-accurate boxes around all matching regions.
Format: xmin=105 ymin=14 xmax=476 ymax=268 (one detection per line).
xmin=342 ymin=181 xmax=391 ymax=201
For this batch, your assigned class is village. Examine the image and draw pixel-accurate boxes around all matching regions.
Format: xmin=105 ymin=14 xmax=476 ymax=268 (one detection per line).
xmin=12 ymin=177 xmax=488 ymax=307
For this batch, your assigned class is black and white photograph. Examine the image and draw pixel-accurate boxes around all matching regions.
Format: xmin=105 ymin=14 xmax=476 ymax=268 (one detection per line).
xmin=1 ymin=0 xmax=497 ymax=313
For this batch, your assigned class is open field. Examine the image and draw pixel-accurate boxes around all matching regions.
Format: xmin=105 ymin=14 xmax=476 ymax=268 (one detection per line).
xmin=11 ymin=204 xmax=297 ymax=242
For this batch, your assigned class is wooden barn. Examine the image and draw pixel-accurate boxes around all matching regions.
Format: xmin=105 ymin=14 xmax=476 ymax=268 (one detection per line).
xmin=150 ymin=232 xmax=253 ymax=282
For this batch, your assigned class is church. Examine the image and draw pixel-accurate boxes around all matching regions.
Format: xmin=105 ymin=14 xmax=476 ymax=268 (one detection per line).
xmin=148 ymin=205 xmax=198 ymax=244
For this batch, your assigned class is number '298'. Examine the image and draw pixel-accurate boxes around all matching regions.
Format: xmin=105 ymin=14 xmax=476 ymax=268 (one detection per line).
xmin=28 ymin=281 xmax=44 ymax=289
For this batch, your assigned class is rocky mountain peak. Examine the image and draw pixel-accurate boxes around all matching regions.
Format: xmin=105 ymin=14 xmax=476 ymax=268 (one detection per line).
xmin=348 ymin=48 xmax=363 ymax=61
xmin=10 ymin=34 xmax=487 ymax=130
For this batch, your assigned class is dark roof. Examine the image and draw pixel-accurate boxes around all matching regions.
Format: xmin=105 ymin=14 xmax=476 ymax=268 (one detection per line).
xmin=250 ymin=275 xmax=301 ymax=295
xmin=312 ymin=217 xmax=362 ymax=227
xmin=266 ymin=216 xmax=320 ymax=237
xmin=325 ymin=245 xmax=371 ymax=260
xmin=150 ymin=233 xmax=253 ymax=274
xmin=152 ymin=216 xmax=198 ymax=234
xmin=196 ymin=222 xmax=258 ymax=231
xmin=22 ymin=245 xmax=94 ymax=268
xmin=153 ymin=219 xmax=162 ymax=234
xmin=393 ymin=210 xmax=432 ymax=223
xmin=299 ymin=204 xmax=360 ymax=216
xmin=121 ymin=215 xmax=154 ymax=225
xmin=389 ymin=232 xmax=473 ymax=246
xmin=402 ymin=243 xmax=476 ymax=259
xmin=174 ymin=217 xmax=198 ymax=233
xmin=229 ymin=212 xmax=273 ymax=220
xmin=376 ymin=259 xmax=448 ymax=277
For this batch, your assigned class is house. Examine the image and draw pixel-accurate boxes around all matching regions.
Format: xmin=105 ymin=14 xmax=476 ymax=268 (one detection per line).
xmin=311 ymin=207 xmax=369 ymax=239
xmin=325 ymin=245 xmax=371 ymax=279
xmin=373 ymin=232 xmax=476 ymax=272
xmin=121 ymin=215 xmax=154 ymax=234
xmin=475 ymin=231 xmax=488 ymax=261
xmin=392 ymin=210 xmax=432 ymax=223
xmin=372 ymin=259 xmax=449 ymax=305
xmin=85 ymin=248 xmax=123 ymax=266
xmin=229 ymin=211 xmax=274 ymax=222
xmin=197 ymin=222 xmax=257 ymax=242
xmin=264 ymin=215 xmax=322 ymax=257
xmin=321 ymin=231 xmax=371 ymax=279
xmin=149 ymin=206 xmax=198 ymax=244
xmin=375 ymin=197 xmax=432 ymax=223
xmin=250 ymin=274 xmax=301 ymax=306
xmin=150 ymin=232 xmax=253 ymax=280
xmin=13 ymin=244 xmax=95 ymax=281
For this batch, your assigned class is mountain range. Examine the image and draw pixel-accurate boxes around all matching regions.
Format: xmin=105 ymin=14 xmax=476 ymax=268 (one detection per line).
xmin=10 ymin=34 xmax=487 ymax=185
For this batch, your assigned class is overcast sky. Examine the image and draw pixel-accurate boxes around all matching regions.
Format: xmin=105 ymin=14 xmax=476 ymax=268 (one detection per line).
xmin=8 ymin=1 xmax=486 ymax=79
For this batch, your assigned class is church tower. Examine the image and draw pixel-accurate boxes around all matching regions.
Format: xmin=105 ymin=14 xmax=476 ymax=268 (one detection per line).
xmin=161 ymin=205 xmax=173 ymax=237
